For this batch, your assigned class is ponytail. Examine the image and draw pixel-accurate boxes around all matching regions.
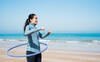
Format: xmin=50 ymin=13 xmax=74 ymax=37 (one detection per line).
xmin=24 ymin=19 xmax=30 ymax=32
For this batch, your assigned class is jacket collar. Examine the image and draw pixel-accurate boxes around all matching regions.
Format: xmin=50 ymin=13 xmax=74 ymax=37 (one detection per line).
xmin=29 ymin=22 xmax=36 ymax=27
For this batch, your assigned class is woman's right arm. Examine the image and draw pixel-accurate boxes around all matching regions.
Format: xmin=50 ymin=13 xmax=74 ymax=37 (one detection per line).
xmin=24 ymin=26 xmax=41 ymax=36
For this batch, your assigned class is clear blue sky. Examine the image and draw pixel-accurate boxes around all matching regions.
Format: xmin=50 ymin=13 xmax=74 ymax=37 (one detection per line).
xmin=0 ymin=0 xmax=100 ymax=33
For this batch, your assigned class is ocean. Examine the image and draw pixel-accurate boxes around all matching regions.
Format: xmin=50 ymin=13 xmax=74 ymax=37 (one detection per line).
xmin=0 ymin=33 xmax=100 ymax=51
xmin=0 ymin=33 xmax=100 ymax=43
xmin=0 ymin=33 xmax=100 ymax=40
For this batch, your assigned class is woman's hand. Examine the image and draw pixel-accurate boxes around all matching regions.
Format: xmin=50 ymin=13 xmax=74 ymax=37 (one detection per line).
xmin=41 ymin=27 xmax=45 ymax=31
xmin=48 ymin=30 xmax=51 ymax=34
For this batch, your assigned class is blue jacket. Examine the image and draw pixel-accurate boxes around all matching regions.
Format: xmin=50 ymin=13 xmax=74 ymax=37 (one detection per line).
xmin=24 ymin=22 xmax=49 ymax=52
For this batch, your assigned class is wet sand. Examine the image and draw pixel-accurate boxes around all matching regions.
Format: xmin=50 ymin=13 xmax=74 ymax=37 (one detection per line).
xmin=0 ymin=40 xmax=100 ymax=62
xmin=0 ymin=47 xmax=100 ymax=62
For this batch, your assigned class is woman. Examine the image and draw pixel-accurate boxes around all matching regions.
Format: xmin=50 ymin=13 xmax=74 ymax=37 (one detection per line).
xmin=24 ymin=14 xmax=51 ymax=62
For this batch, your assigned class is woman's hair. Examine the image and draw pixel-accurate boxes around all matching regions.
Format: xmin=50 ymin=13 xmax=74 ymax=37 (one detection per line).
xmin=24 ymin=14 xmax=36 ymax=32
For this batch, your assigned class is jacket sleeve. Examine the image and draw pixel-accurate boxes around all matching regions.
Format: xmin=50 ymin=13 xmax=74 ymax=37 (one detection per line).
xmin=39 ymin=32 xmax=50 ymax=39
xmin=24 ymin=25 xmax=41 ymax=36
xmin=39 ymin=32 xmax=42 ymax=38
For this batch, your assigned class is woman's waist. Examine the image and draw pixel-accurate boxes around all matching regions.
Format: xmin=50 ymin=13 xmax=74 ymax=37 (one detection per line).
xmin=26 ymin=46 xmax=40 ymax=52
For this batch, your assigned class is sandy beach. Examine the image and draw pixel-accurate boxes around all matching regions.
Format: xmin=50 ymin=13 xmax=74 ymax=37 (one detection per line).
xmin=0 ymin=39 xmax=100 ymax=62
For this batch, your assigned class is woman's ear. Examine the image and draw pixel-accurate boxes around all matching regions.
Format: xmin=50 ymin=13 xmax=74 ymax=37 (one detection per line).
xmin=30 ymin=19 xmax=32 ymax=22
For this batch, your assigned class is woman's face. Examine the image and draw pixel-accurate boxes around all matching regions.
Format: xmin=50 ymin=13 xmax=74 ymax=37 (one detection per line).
xmin=30 ymin=15 xmax=38 ymax=25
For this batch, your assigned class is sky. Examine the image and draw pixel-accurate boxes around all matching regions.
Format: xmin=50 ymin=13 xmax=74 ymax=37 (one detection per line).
xmin=0 ymin=0 xmax=100 ymax=34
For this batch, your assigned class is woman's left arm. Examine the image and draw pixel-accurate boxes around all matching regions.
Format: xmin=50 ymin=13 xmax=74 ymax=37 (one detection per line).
xmin=39 ymin=30 xmax=51 ymax=39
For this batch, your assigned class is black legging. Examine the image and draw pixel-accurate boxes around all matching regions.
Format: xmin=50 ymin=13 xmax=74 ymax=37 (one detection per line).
xmin=26 ymin=51 xmax=42 ymax=62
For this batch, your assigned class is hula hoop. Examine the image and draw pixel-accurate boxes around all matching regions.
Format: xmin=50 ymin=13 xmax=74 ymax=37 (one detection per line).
xmin=6 ymin=42 xmax=48 ymax=57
